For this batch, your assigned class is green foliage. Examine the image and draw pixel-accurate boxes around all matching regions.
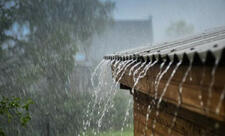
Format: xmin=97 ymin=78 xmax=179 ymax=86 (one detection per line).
xmin=0 ymin=96 xmax=33 ymax=136
xmin=87 ymin=127 xmax=133 ymax=136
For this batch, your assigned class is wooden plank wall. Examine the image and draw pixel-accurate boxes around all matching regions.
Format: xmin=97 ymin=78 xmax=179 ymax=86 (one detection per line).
xmin=133 ymin=91 xmax=225 ymax=136
xmin=114 ymin=62 xmax=225 ymax=121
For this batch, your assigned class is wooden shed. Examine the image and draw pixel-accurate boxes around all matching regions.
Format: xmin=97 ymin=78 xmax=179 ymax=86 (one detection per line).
xmin=104 ymin=27 xmax=225 ymax=136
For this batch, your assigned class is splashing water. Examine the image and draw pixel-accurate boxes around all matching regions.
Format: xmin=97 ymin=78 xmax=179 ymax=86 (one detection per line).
xmin=96 ymin=60 xmax=136 ymax=133
xmin=110 ymin=60 xmax=121 ymax=79
xmin=86 ymin=59 xmax=121 ymax=135
xmin=168 ymin=58 xmax=193 ymax=135
xmin=133 ymin=61 xmax=147 ymax=81
xmin=140 ymin=60 xmax=159 ymax=79
xmin=127 ymin=61 xmax=158 ymax=136
xmin=117 ymin=60 xmax=137 ymax=85
xmin=154 ymin=60 xmax=166 ymax=100
xmin=91 ymin=59 xmax=106 ymax=87
xmin=130 ymin=61 xmax=148 ymax=93
xmin=151 ymin=60 xmax=173 ymax=135
xmin=112 ymin=60 xmax=123 ymax=79
xmin=120 ymin=97 xmax=132 ymax=136
xmin=206 ymin=56 xmax=220 ymax=113
xmin=129 ymin=59 xmax=160 ymax=136
xmin=90 ymin=60 xmax=110 ymax=112
xmin=131 ymin=60 xmax=159 ymax=136
xmin=139 ymin=61 xmax=152 ymax=78
xmin=103 ymin=60 xmax=132 ymax=104
xmin=115 ymin=60 xmax=133 ymax=80
xmin=114 ymin=59 xmax=121 ymax=68
xmin=198 ymin=66 xmax=206 ymax=110
xmin=110 ymin=60 xmax=138 ymax=134
xmin=96 ymin=60 xmax=126 ymax=128
xmin=215 ymin=86 xmax=225 ymax=115
xmin=154 ymin=61 xmax=173 ymax=100
xmin=143 ymin=104 xmax=151 ymax=136
xmin=137 ymin=60 xmax=159 ymax=136
xmin=85 ymin=52 xmax=224 ymax=136
xmin=83 ymin=60 xmax=110 ymax=134
xmin=119 ymin=60 xmax=151 ymax=136
xmin=120 ymin=60 xmax=147 ymax=135
xmin=147 ymin=60 xmax=182 ymax=136
xmin=129 ymin=61 xmax=142 ymax=76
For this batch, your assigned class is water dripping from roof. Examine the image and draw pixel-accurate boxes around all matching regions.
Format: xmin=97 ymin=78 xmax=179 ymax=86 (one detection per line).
xmin=206 ymin=55 xmax=221 ymax=113
xmin=198 ymin=66 xmax=206 ymax=110
xmin=168 ymin=57 xmax=193 ymax=135
xmin=96 ymin=59 xmax=135 ymax=133
xmin=129 ymin=61 xmax=142 ymax=76
xmin=216 ymin=86 xmax=225 ymax=115
xmin=130 ymin=61 xmax=148 ymax=94
xmin=154 ymin=60 xmax=173 ymax=100
xmin=154 ymin=60 xmax=166 ymax=100
xmin=121 ymin=97 xmax=132 ymax=136
xmin=91 ymin=59 xmax=105 ymax=87
xmin=151 ymin=60 xmax=173 ymax=135
xmin=133 ymin=61 xmax=147 ymax=82
xmin=83 ymin=60 xmax=110 ymax=135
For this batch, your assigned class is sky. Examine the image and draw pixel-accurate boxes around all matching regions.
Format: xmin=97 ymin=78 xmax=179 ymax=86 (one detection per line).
xmin=111 ymin=0 xmax=225 ymax=43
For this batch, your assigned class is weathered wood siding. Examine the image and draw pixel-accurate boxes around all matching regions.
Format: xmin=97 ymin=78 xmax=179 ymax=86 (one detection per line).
xmin=133 ymin=91 xmax=225 ymax=136
xmin=114 ymin=62 xmax=225 ymax=121
xmin=112 ymin=60 xmax=225 ymax=136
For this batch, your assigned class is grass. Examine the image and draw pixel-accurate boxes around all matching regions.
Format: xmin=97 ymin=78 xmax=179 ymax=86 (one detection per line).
xmin=84 ymin=126 xmax=133 ymax=136
xmin=98 ymin=128 xmax=133 ymax=136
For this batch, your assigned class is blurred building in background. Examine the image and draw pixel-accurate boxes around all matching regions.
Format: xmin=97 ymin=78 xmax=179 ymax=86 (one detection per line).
xmin=88 ymin=17 xmax=153 ymax=62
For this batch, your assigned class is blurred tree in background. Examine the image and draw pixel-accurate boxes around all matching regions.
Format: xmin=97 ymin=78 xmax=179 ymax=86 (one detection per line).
xmin=166 ymin=20 xmax=194 ymax=39
xmin=0 ymin=0 xmax=116 ymax=135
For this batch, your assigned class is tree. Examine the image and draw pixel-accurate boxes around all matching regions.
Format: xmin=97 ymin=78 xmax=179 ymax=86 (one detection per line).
xmin=166 ymin=20 xmax=194 ymax=38
xmin=0 ymin=0 xmax=114 ymax=135
xmin=0 ymin=1 xmax=33 ymax=135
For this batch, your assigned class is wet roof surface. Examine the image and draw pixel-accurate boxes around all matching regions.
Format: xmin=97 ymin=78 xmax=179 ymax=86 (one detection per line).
xmin=104 ymin=26 xmax=225 ymax=63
